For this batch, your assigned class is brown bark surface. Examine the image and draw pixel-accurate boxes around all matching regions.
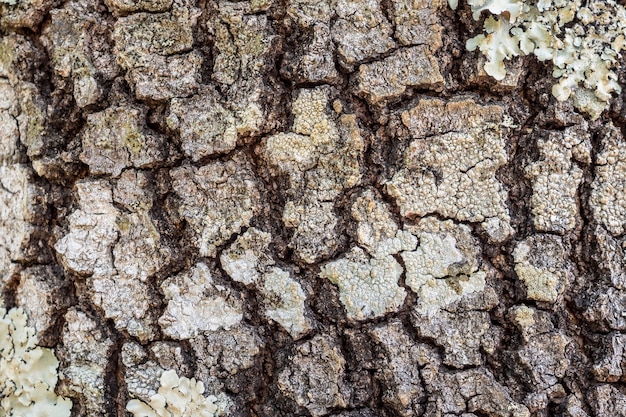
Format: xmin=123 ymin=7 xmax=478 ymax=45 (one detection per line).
xmin=1 ymin=0 xmax=626 ymax=416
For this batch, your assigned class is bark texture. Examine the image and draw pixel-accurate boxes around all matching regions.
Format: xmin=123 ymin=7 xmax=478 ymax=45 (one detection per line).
xmin=1 ymin=0 xmax=626 ymax=416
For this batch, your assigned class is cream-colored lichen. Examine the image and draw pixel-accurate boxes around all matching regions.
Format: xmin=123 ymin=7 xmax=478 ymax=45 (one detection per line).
xmin=354 ymin=46 xmax=444 ymax=103
xmin=0 ymin=302 xmax=72 ymax=417
xmin=321 ymin=247 xmax=406 ymax=320
xmin=525 ymin=126 xmax=591 ymax=233
xmin=320 ymin=191 xmax=417 ymax=320
xmin=456 ymin=0 xmax=626 ymax=119
xmin=386 ymin=98 xmax=512 ymax=243
xmin=590 ymin=124 xmax=626 ymax=236
xmin=392 ymin=217 xmax=500 ymax=368
xmin=515 ymin=262 xmax=561 ymax=303
xmin=351 ymin=190 xmax=417 ymax=258
xmin=388 ymin=129 xmax=507 ymax=225
xmin=220 ymin=228 xmax=273 ymax=286
xmin=54 ymin=180 xmax=119 ymax=277
xmin=127 ymin=370 xmax=226 ymax=417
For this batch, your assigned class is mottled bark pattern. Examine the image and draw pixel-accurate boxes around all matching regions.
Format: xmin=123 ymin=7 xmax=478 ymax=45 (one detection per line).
xmin=1 ymin=0 xmax=626 ymax=416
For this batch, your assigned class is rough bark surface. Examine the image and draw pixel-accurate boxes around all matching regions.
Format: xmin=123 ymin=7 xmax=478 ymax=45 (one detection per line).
xmin=1 ymin=0 xmax=626 ymax=416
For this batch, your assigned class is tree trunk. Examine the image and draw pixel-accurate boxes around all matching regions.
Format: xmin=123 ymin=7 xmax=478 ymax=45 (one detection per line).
xmin=1 ymin=0 xmax=626 ymax=416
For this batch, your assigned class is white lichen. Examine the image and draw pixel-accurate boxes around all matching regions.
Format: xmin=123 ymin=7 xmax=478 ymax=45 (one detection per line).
xmin=0 ymin=302 xmax=72 ymax=417
xmin=54 ymin=180 xmax=119 ymax=277
xmin=220 ymin=228 xmax=311 ymax=338
xmin=262 ymin=267 xmax=311 ymax=338
xmin=320 ymin=191 xmax=416 ymax=320
xmin=55 ymin=179 xmax=165 ymax=341
xmin=354 ymin=46 xmax=444 ymax=103
xmin=159 ymin=263 xmax=243 ymax=339
xmin=127 ymin=370 xmax=225 ymax=417
xmin=261 ymin=86 xmax=364 ymax=264
xmin=220 ymin=228 xmax=273 ymax=286
xmin=457 ymin=0 xmax=626 ymax=119
xmin=401 ymin=218 xmax=487 ymax=316
xmin=171 ymin=153 xmax=260 ymax=258
xmin=351 ymin=190 xmax=417 ymax=258
xmin=386 ymin=98 xmax=513 ymax=243
xmin=525 ymin=126 xmax=591 ymax=234
xmin=320 ymin=247 xmax=407 ymax=320
xmin=590 ymin=124 xmax=626 ymax=236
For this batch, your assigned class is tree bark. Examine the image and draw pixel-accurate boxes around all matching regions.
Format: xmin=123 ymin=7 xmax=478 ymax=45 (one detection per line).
xmin=1 ymin=0 xmax=626 ymax=416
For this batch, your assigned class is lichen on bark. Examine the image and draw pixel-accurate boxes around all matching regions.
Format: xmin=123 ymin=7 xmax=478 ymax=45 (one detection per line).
xmin=1 ymin=0 xmax=626 ymax=415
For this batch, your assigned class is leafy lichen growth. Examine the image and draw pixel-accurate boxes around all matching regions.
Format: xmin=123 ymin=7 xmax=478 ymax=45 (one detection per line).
xmin=0 ymin=302 xmax=72 ymax=417
xmin=454 ymin=0 xmax=626 ymax=119
xmin=126 ymin=369 xmax=225 ymax=417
